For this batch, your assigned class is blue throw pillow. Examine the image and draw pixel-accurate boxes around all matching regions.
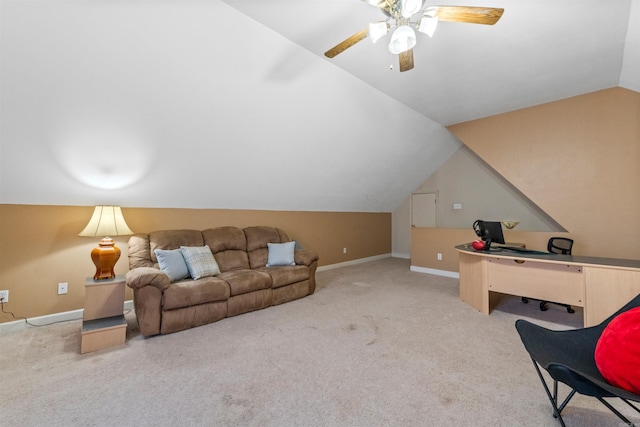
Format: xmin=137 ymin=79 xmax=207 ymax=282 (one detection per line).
xmin=266 ymin=241 xmax=296 ymax=267
xmin=154 ymin=249 xmax=190 ymax=282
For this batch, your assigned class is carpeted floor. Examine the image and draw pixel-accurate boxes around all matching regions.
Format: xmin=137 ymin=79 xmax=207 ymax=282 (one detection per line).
xmin=1 ymin=258 xmax=636 ymax=426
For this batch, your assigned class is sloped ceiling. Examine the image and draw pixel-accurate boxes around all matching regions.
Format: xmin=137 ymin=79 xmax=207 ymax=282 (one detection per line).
xmin=223 ymin=0 xmax=639 ymax=125
xmin=1 ymin=0 xmax=638 ymax=213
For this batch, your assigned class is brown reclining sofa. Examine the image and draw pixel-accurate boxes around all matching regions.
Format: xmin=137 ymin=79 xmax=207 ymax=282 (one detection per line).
xmin=125 ymin=226 xmax=319 ymax=336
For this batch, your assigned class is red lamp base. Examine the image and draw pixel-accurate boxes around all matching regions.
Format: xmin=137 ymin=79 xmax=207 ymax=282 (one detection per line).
xmin=90 ymin=237 xmax=121 ymax=280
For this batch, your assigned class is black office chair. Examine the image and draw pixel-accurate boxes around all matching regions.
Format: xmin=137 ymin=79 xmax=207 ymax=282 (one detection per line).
xmin=547 ymin=237 xmax=574 ymax=255
xmin=522 ymin=237 xmax=575 ymax=313
xmin=515 ymin=293 xmax=640 ymax=426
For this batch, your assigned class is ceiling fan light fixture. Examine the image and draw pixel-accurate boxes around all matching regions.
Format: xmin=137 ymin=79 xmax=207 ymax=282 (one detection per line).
xmin=401 ymin=0 xmax=424 ymax=18
xmin=423 ymin=6 xmax=437 ymax=18
xmin=388 ymin=25 xmax=416 ymax=54
xmin=418 ymin=16 xmax=439 ymax=37
xmin=368 ymin=22 xmax=389 ymax=43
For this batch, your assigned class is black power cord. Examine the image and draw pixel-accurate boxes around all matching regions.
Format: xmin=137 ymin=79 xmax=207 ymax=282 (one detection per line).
xmin=0 ymin=298 xmax=41 ymax=327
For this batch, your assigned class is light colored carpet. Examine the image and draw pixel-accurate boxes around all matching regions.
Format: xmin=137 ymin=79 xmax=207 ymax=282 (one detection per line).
xmin=2 ymin=258 xmax=636 ymax=426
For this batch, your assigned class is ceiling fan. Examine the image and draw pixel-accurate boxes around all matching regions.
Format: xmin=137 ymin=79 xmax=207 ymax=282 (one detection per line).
xmin=324 ymin=1 xmax=504 ymax=72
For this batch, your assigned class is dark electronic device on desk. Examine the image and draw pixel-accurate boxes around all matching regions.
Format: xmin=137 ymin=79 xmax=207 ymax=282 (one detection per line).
xmin=472 ymin=220 xmax=550 ymax=255
xmin=473 ymin=220 xmax=505 ymax=251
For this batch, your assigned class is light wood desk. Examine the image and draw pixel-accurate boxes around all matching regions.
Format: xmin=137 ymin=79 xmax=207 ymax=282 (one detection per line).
xmin=456 ymin=244 xmax=640 ymax=326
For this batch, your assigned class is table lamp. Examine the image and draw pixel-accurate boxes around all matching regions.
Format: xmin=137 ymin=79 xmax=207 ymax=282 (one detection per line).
xmin=78 ymin=205 xmax=133 ymax=280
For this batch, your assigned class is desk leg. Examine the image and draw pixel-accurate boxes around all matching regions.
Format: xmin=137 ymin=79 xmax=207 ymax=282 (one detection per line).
xmin=459 ymin=252 xmax=489 ymax=314
xmin=584 ymin=267 xmax=640 ymax=327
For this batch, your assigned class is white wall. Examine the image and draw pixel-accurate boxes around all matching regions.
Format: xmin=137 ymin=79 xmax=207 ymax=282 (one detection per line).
xmin=392 ymin=197 xmax=411 ymax=259
xmin=620 ymin=0 xmax=640 ymax=92
xmin=0 ymin=0 xmax=459 ymax=213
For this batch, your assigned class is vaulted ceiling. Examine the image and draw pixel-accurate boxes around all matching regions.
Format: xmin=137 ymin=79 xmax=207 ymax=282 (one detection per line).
xmin=222 ymin=0 xmax=639 ymax=125
xmin=1 ymin=1 xmax=638 ymax=213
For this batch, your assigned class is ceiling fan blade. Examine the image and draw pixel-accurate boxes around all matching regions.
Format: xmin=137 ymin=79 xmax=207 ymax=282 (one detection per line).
xmin=425 ymin=6 xmax=504 ymax=25
xmin=324 ymin=28 xmax=369 ymax=58
xmin=399 ymin=49 xmax=414 ymax=72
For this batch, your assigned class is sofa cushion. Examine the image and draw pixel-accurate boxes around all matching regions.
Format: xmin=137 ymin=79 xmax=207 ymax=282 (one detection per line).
xmin=129 ymin=234 xmax=154 ymax=269
xmin=180 ymin=246 xmax=221 ymax=280
xmin=257 ymin=265 xmax=309 ymax=289
xmin=149 ymin=230 xmax=204 ymax=264
xmin=154 ymin=248 xmax=190 ymax=282
xmin=244 ymin=226 xmax=290 ymax=269
xmin=203 ymin=227 xmax=250 ymax=272
xmin=162 ymin=277 xmax=230 ymax=311
xmin=218 ymin=269 xmax=272 ymax=296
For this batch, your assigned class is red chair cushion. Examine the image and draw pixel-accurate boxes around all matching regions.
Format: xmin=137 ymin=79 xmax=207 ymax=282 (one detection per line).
xmin=595 ymin=306 xmax=640 ymax=394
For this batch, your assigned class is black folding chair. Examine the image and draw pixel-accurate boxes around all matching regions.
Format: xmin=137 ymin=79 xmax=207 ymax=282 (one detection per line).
xmin=515 ymin=293 xmax=640 ymax=426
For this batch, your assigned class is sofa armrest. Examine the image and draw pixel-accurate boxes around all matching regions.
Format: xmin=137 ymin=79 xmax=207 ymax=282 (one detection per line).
xmin=126 ymin=267 xmax=171 ymax=291
xmin=294 ymin=248 xmax=319 ymax=266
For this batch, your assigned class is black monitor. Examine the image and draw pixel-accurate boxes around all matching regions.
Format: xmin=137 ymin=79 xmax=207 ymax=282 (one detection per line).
xmin=473 ymin=220 xmax=505 ymax=250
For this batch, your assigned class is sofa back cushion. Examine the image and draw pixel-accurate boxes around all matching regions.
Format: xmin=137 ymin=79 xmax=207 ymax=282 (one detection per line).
xmin=203 ymin=227 xmax=250 ymax=272
xmin=129 ymin=226 xmax=295 ymax=271
xmin=149 ymin=230 xmax=204 ymax=266
xmin=128 ymin=234 xmax=154 ymax=269
xmin=244 ymin=226 xmax=290 ymax=269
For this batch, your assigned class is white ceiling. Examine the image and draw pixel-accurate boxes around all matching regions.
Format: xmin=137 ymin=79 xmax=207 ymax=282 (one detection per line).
xmin=1 ymin=1 xmax=638 ymax=213
xmin=221 ymin=0 xmax=640 ymax=125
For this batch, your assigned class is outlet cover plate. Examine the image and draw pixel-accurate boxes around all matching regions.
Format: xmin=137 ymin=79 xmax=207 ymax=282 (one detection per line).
xmin=58 ymin=282 xmax=68 ymax=295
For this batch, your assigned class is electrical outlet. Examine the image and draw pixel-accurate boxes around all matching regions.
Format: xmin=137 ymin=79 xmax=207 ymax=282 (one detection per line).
xmin=437 ymin=253 xmax=443 ymax=261
xmin=343 ymin=247 xmax=347 ymax=254
xmin=58 ymin=282 xmax=68 ymax=295
xmin=0 ymin=290 xmax=8 ymax=303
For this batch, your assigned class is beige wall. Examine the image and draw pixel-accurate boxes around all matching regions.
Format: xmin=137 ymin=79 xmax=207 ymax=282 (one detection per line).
xmin=0 ymin=205 xmax=390 ymax=322
xmin=411 ymin=228 xmax=575 ymax=272
xmin=412 ymin=87 xmax=640 ymax=271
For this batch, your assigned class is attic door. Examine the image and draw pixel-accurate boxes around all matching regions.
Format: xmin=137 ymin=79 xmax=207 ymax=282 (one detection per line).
xmin=411 ymin=192 xmax=437 ymax=228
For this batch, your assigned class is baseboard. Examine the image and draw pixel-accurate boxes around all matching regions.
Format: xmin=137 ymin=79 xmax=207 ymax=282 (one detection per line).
xmin=3 ymin=256 xmax=418 ymax=332
xmin=1 ymin=264 xmax=456 ymax=333
xmin=0 ymin=300 xmax=134 ymax=334
xmin=2 ymin=263 xmax=456 ymax=332
xmin=392 ymin=252 xmax=410 ymax=259
xmin=3 ymin=257 xmax=398 ymax=331
xmin=317 ymin=253 xmax=392 ymax=272
xmin=410 ymin=265 xmax=460 ymax=279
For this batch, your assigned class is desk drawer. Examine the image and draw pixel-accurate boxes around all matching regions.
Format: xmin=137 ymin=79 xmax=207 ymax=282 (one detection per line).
xmin=487 ymin=257 xmax=584 ymax=306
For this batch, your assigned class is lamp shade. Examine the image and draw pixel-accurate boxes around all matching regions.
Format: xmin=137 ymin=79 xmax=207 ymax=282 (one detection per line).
xmin=78 ymin=206 xmax=133 ymax=237
xmin=79 ymin=206 xmax=133 ymax=280
xmin=388 ymin=25 xmax=416 ymax=54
